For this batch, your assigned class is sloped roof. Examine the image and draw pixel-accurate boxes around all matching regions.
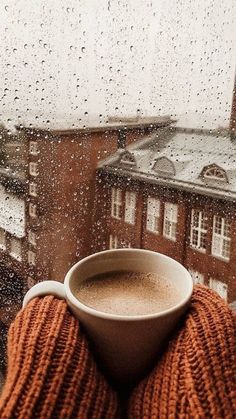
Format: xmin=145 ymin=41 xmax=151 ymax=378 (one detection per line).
xmin=98 ymin=127 xmax=236 ymax=201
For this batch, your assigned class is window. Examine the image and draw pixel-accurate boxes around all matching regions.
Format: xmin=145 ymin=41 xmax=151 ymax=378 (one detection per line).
xmin=163 ymin=203 xmax=178 ymax=240
xmin=29 ymin=203 xmax=37 ymax=218
xmin=111 ymin=188 xmax=122 ymax=219
xmin=28 ymin=250 xmax=36 ymax=266
xmin=0 ymin=228 xmax=6 ymax=250
xmin=146 ymin=197 xmax=160 ymax=233
xmin=10 ymin=238 xmax=22 ymax=261
xmin=29 ymin=182 xmax=37 ymax=197
xmin=212 ymin=216 xmax=231 ymax=261
xmin=29 ymin=141 xmax=38 ymax=155
xmin=109 ymin=234 xmax=118 ymax=249
xmin=188 ymin=269 xmax=204 ymax=285
xmin=28 ymin=230 xmax=37 ymax=246
xmin=202 ymin=165 xmax=228 ymax=182
xmin=125 ymin=191 xmax=136 ymax=224
xmin=209 ymin=278 xmax=228 ymax=301
xmin=190 ymin=210 xmax=208 ymax=252
xmin=29 ymin=162 xmax=38 ymax=177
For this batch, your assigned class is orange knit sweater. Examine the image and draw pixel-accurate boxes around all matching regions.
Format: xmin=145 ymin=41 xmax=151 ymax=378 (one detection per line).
xmin=0 ymin=285 xmax=235 ymax=418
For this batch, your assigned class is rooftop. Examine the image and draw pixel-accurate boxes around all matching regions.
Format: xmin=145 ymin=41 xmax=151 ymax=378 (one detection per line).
xmin=98 ymin=127 xmax=236 ymax=201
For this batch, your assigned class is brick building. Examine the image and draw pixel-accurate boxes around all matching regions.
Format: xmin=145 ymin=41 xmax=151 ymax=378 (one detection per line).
xmin=93 ymin=126 xmax=236 ymax=303
xmin=0 ymin=116 xmax=172 ymax=325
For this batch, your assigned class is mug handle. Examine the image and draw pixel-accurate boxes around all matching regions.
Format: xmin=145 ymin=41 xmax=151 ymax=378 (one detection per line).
xmin=23 ymin=281 xmax=66 ymax=308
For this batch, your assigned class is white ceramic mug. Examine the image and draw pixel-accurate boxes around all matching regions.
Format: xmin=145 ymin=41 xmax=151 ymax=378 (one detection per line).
xmin=23 ymin=249 xmax=193 ymax=387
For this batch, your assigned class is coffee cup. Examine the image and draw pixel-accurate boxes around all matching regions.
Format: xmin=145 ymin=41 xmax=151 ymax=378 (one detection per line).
xmin=23 ymin=249 xmax=193 ymax=387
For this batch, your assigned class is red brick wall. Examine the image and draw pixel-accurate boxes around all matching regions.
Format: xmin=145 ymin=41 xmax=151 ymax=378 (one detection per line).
xmin=94 ymin=174 xmax=236 ymax=302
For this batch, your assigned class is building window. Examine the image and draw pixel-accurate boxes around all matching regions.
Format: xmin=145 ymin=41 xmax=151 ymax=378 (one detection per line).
xmin=29 ymin=203 xmax=37 ymax=218
xmin=202 ymin=165 xmax=228 ymax=182
xmin=163 ymin=203 xmax=178 ymax=240
xmin=109 ymin=234 xmax=118 ymax=249
xmin=111 ymin=188 xmax=122 ymax=219
xmin=146 ymin=197 xmax=160 ymax=233
xmin=29 ymin=162 xmax=38 ymax=176
xmin=125 ymin=191 xmax=136 ymax=224
xmin=29 ymin=141 xmax=38 ymax=155
xmin=209 ymin=278 xmax=228 ymax=301
xmin=10 ymin=238 xmax=22 ymax=261
xmin=190 ymin=209 xmax=208 ymax=252
xmin=188 ymin=269 xmax=204 ymax=285
xmin=28 ymin=250 xmax=36 ymax=266
xmin=28 ymin=230 xmax=37 ymax=246
xmin=29 ymin=182 xmax=37 ymax=197
xmin=0 ymin=228 xmax=6 ymax=250
xmin=212 ymin=216 xmax=231 ymax=261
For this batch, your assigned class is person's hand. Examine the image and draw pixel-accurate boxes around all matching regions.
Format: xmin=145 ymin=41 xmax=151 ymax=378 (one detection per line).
xmin=0 ymin=295 xmax=119 ymax=419
xmin=128 ymin=285 xmax=236 ymax=418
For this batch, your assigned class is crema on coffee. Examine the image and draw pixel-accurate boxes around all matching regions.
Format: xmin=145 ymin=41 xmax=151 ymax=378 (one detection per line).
xmin=73 ymin=271 xmax=181 ymax=316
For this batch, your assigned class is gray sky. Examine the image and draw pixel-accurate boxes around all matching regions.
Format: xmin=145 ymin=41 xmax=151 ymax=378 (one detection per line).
xmin=0 ymin=0 xmax=235 ymax=130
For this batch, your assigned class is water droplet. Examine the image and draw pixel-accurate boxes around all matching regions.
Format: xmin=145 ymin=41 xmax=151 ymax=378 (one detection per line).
xmin=81 ymin=47 xmax=86 ymax=53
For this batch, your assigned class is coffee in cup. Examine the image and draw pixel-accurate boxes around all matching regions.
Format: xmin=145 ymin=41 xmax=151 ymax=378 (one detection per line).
xmin=72 ymin=270 xmax=181 ymax=316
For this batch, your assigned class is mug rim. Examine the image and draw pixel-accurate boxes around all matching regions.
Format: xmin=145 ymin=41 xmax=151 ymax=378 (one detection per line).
xmin=64 ymin=249 xmax=193 ymax=322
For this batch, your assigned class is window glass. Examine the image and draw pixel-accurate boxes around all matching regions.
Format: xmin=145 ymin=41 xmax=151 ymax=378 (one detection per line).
xmin=0 ymin=0 xmax=235 ymax=390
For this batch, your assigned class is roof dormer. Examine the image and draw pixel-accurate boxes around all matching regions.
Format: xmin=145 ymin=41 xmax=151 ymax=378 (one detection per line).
xmin=153 ymin=157 xmax=175 ymax=177
xmin=201 ymin=164 xmax=229 ymax=183
xmin=119 ymin=151 xmax=136 ymax=167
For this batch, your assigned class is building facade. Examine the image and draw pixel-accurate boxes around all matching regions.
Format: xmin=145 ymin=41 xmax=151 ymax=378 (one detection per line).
xmin=0 ymin=117 xmax=172 ymax=324
xmin=93 ymin=127 xmax=236 ymax=303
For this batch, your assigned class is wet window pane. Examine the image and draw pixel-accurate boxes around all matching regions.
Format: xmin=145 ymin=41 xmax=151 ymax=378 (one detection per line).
xmin=0 ymin=0 xmax=235 ymax=394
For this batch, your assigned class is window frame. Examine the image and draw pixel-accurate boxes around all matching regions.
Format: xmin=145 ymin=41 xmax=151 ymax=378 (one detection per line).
xmin=124 ymin=191 xmax=136 ymax=225
xmin=29 ymin=203 xmax=37 ymax=218
xmin=28 ymin=250 xmax=36 ymax=266
xmin=29 ymin=182 xmax=37 ymax=197
xmin=29 ymin=141 xmax=38 ymax=155
xmin=146 ymin=197 xmax=160 ymax=234
xmin=190 ymin=209 xmax=208 ymax=253
xmin=109 ymin=234 xmax=118 ymax=249
xmin=28 ymin=230 xmax=37 ymax=246
xmin=111 ymin=187 xmax=122 ymax=220
xmin=29 ymin=162 xmax=38 ymax=177
xmin=163 ymin=202 xmax=178 ymax=241
xmin=10 ymin=237 xmax=22 ymax=261
xmin=211 ymin=215 xmax=231 ymax=261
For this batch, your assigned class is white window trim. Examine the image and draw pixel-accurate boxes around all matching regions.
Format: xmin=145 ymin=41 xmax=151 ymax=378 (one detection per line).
xmin=109 ymin=234 xmax=118 ymax=249
xmin=209 ymin=278 xmax=228 ymax=301
xmin=29 ymin=203 xmax=37 ymax=218
xmin=111 ymin=188 xmax=122 ymax=220
xmin=125 ymin=191 xmax=136 ymax=225
xmin=190 ymin=209 xmax=207 ymax=253
xmin=146 ymin=197 xmax=160 ymax=233
xmin=188 ymin=269 xmax=204 ymax=285
xmin=0 ymin=229 xmax=6 ymax=250
xmin=29 ymin=141 xmax=38 ymax=155
xmin=211 ymin=216 xmax=230 ymax=262
xmin=28 ymin=250 xmax=36 ymax=266
xmin=28 ymin=230 xmax=37 ymax=246
xmin=163 ymin=202 xmax=178 ymax=241
xmin=29 ymin=162 xmax=38 ymax=177
xmin=10 ymin=238 xmax=22 ymax=261
xmin=29 ymin=182 xmax=37 ymax=197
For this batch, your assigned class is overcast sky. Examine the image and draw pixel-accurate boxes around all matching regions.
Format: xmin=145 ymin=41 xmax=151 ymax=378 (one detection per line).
xmin=0 ymin=0 xmax=235 ymax=129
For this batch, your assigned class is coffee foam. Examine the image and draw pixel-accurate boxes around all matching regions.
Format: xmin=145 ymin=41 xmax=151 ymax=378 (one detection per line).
xmin=73 ymin=271 xmax=181 ymax=316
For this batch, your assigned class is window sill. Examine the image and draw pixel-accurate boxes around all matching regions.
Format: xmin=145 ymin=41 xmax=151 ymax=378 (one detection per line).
xmin=190 ymin=246 xmax=206 ymax=254
xmin=212 ymin=254 xmax=230 ymax=263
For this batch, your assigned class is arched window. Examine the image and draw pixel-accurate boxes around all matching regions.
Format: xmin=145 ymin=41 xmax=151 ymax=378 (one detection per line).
xmin=201 ymin=165 xmax=228 ymax=182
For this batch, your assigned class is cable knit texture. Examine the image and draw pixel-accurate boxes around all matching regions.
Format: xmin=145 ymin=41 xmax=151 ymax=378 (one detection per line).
xmin=128 ymin=285 xmax=236 ymax=418
xmin=0 ymin=296 xmax=118 ymax=419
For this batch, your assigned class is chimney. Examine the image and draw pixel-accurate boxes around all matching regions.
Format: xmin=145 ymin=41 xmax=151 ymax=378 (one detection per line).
xmin=117 ymin=128 xmax=127 ymax=150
